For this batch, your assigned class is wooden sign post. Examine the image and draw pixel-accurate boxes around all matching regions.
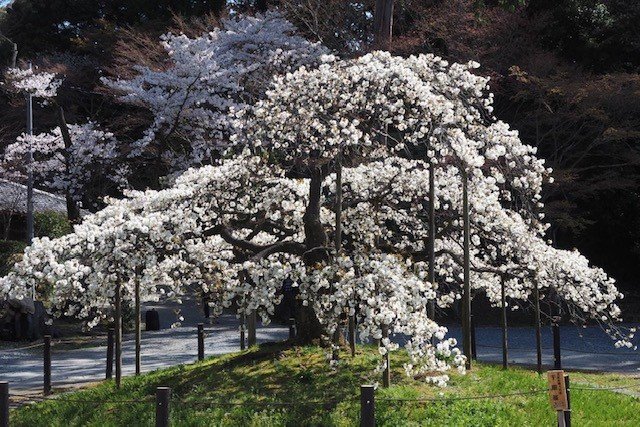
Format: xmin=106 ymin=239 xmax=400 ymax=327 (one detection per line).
xmin=547 ymin=370 xmax=570 ymax=427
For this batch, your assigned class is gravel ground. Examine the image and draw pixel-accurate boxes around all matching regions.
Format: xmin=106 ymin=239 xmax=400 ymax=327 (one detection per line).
xmin=2 ymin=301 xmax=639 ymax=395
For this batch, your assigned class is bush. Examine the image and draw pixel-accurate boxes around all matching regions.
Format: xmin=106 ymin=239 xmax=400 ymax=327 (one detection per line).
xmin=34 ymin=211 xmax=72 ymax=239
xmin=0 ymin=240 xmax=27 ymax=276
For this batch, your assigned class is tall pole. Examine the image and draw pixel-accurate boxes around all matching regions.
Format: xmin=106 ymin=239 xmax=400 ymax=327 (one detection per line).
xmin=501 ymin=276 xmax=508 ymax=369
xmin=462 ymin=169 xmax=472 ymax=369
xmin=533 ymin=280 xmax=543 ymax=374
xmin=26 ymin=63 xmax=35 ymax=299
xmin=115 ymin=281 xmax=122 ymax=388
xmin=334 ymin=152 xmax=344 ymax=359
xmin=26 ymin=63 xmax=34 ymax=245
xmin=428 ymin=156 xmax=436 ymax=321
xmin=135 ymin=276 xmax=141 ymax=375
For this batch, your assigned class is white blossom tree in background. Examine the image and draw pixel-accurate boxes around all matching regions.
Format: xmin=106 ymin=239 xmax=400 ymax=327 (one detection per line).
xmin=3 ymin=67 xmax=61 ymax=100
xmin=1 ymin=66 xmax=129 ymax=217
xmin=104 ymin=11 xmax=334 ymax=172
xmin=2 ymin=34 xmax=635 ymax=387
xmin=1 ymin=123 xmax=129 ymax=209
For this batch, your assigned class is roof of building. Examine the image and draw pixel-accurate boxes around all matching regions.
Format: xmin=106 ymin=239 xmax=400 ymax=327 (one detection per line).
xmin=0 ymin=179 xmax=68 ymax=214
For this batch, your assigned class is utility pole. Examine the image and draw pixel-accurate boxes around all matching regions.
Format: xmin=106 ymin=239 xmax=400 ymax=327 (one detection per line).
xmin=27 ymin=63 xmax=36 ymax=300
xmin=26 ymin=63 xmax=34 ymax=244
xmin=26 ymin=62 xmax=35 ymax=298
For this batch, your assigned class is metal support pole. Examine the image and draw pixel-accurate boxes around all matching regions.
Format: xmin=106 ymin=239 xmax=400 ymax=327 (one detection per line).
xmin=135 ymin=279 xmax=141 ymax=375
xmin=0 ymin=381 xmax=9 ymax=427
xmin=462 ymin=170 xmax=472 ymax=370
xmin=43 ymin=335 xmax=51 ymax=395
xmin=26 ymin=63 xmax=35 ymax=301
xmin=501 ymin=277 xmax=508 ymax=370
xmin=155 ymin=387 xmax=171 ymax=427
xmin=115 ymin=282 xmax=122 ymax=388
xmin=360 ymin=385 xmax=375 ymax=427
xmin=381 ymin=326 xmax=390 ymax=388
xmin=197 ymin=323 xmax=205 ymax=361
xmin=428 ymin=156 xmax=436 ymax=321
xmin=349 ymin=315 xmax=356 ymax=357
xmin=471 ymin=313 xmax=477 ymax=361
xmin=553 ymin=321 xmax=562 ymax=370
xmin=106 ymin=327 xmax=114 ymax=379
xmin=533 ymin=281 xmax=542 ymax=375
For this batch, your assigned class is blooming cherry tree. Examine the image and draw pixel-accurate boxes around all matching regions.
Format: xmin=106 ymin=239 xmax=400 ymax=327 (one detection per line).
xmin=4 ymin=67 xmax=61 ymax=100
xmin=105 ymin=12 xmax=333 ymax=171
xmin=1 ymin=25 xmax=635 ymax=386
xmin=1 ymin=123 xmax=129 ymax=208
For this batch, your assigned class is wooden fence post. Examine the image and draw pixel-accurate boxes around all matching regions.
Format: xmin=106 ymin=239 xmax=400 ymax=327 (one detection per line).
xmin=360 ymin=385 xmax=375 ymax=427
xmin=564 ymin=374 xmax=571 ymax=427
xmin=197 ymin=324 xmax=205 ymax=361
xmin=156 ymin=387 xmax=171 ymax=427
xmin=0 ymin=382 xmax=8 ymax=427
xmin=288 ymin=318 xmax=296 ymax=341
xmin=106 ymin=327 xmax=114 ymax=380
xmin=43 ymin=335 xmax=51 ymax=395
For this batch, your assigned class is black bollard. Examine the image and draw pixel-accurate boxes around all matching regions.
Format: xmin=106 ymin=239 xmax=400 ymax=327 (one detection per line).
xmin=44 ymin=335 xmax=51 ymax=395
xmin=197 ymin=324 xmax=205 ymax=361
xmin=360 ymin=385 xmax=375 ymax=427
xmin=155 ymin=387 xmax=171 ymax=427
xmin=288 ymin=318 xmax=296 ymax=341
xmin=0 ymin=382 xmax=8 ymax=427
xmin=106 ymin=327 xmax=114 ymax=380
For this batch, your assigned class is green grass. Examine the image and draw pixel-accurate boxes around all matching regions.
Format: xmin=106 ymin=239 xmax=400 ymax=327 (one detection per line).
xmin=11 ymin=343 xmax=640 ymax=426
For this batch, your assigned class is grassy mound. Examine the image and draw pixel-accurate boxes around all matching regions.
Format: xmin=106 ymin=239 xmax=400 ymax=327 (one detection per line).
xmin=11 ymin=343 xmax=640 ymax=426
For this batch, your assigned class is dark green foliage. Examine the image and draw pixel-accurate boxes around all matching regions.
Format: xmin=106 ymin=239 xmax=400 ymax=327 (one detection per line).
xmin=0 ymin=239 xmax=26 ymax=276
xmin=34 ymin=211 xmax=72 ymax=239
xmin=0 ymin=0 xmax=228 ymax=53
xmin=531 ymin=0 xmax=640 ymax=71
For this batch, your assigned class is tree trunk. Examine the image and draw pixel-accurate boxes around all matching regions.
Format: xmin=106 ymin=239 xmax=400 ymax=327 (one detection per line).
xmin=297 ymin=165 xmax=329 ymax=343
xmin=373 ymin=0 xmax=394 ymax=48
xmin=57 ymin=106 xmax=81 ymax=222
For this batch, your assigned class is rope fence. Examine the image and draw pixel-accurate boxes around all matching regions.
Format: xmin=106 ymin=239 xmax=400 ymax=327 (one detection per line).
xmin=2 ymin=372 xmax=639 ymax=427
xmin=2 ymin=318 xmax=640 ymax=427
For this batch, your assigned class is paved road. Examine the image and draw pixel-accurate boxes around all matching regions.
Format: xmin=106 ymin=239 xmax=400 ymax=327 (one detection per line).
xmin=2 ymin=308 xmax=639 ymax=394
xmin=444 ymin=324 xmax=640 ymax=373
xmin=0 ymin=314 xmax=288 ymax=392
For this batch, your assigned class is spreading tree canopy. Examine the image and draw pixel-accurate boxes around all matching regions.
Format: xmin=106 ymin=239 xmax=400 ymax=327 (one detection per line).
xmin=1 ymin=13 xmax=634 ymax=385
